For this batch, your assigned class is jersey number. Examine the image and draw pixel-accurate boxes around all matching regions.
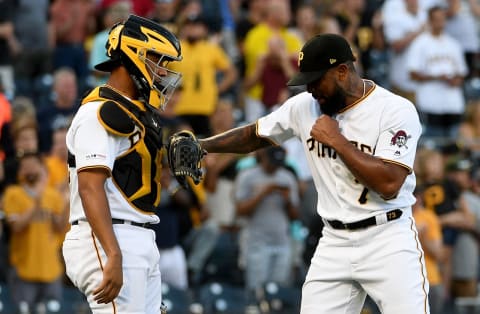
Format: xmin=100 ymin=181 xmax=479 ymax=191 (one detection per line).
xmin=358 ymin=187 xmax=369 ymax=204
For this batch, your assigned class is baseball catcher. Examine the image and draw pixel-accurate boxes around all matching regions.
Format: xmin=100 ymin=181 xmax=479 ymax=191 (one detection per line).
xmin=167 ymin=130 xmax=205 ymax=187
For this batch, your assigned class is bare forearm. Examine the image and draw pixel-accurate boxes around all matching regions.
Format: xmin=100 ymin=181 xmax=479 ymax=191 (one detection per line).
xmin=51 ymin=207 xmax=69 ymax=233
xmin=333 ymin=137 xmax=406 ymax=199
xmin=79 ymin=171 xmax=122 ymax=259
xmin=199 ymin=123 xmax=271 ymax=153
xmin=218 ymin=67 xmax=237 ymax=93
xmin=421 ymin=240 xmax=444 ymax=262
xmin=8 ymin=208 xmax=36 ymax=233
xmin=236 ymin=193 xmax=264 ymax=216
xmin=285 ymin=203 xmax=299 ymax=220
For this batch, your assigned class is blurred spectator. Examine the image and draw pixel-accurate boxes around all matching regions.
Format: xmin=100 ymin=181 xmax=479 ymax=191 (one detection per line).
xmin=180 ymin=100 xmax=242 ymax=287
xmin=407 ymin=6 xmax=468 ymax=140
xmin=0 ymin=91 xmax=11 ymax=283
xmin=216 ymin=0 xmax=241 ymax=64
xmin=235 ymin=0 xmax=267 ymax=55
xmin=364 ymin=6 xmax=390 ymax=88
xmin=0 ymin=0 xmax=16 ymax=100
xmin=315 ymin=4 xmax=342 ymax=36
xmin=49 ymin=0 xmax=96 ymax=93
xmin=169 ymin=14 xmax=237 ymax=137
xmin=175 ymin=0 xmax=203 ymax=27
xmin=3 ymin=152 xmax=67 ymax=313
xmin=12 ymin=0 xmax=52 ymax=103
xmin=243 ymin=35 xmax=297 ymax=113
xmin=2 ymin=115 xmax=38 ymax=190
xmin=445 ymin=156 xmax=479 ymax=301
xmin=0 ymin=92 xmax=12 ymax=181
xmin=203 ymin=99 xmax=240 ymax=228
xmin=36 ymin=67 xmax=79 ymax=153
xmin=198 ymin=0 xmax=223 ymax=35
xmin=331 ymin=0 xmax=365 ymax=49
xmin=444 ymin=0 xmax=480 ymax=79
xmin=98 ymin=0 xmax=154 ymax=18
xmin=242 ymin=0 xmax=301 ymax=122
xmin=289 ymin=3 xmax=318 ymax=44
xmin=382 ymin=0 xmax=427 ymax=103
xmin=282 ymin=136 xmax=317 ymax=225
xmin=44 ymin=125 xmax=69 ymax=195
xmin=412 ymin=188 xmax=445 ymax=314
xmin=458 ymin=99 xmax=480 ymax=159
xmin=150 ymin=0 xmax=181 ymax=34
xmin=416 ymin=147 xmax=475 ymax=302
xmin=163 ymin=122 xmax=211 ymax=285
xmin=89 ymin=1 xmax=132 ymax=86
xmin=149 ymin=165 xmax=189 ymax=290
xmin=234 ymin=146 xmax=299 ymax=305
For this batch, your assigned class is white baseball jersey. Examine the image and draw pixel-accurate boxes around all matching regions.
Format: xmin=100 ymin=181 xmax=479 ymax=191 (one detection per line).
xmin=382 ymin=3 xmax=426 ymax=92
xmin=407 ymin=32 xmax=468 ymax=114
xmin=64 ymin=96 xmax=163 ymax=314
xmin=257 ymin=82 xmax=422 ymax=222
xmin=66 ymin=100 xmax=160 ymax=224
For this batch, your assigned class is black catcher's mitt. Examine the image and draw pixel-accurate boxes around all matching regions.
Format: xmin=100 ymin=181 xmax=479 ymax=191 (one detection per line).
xmin=167 ymin=130 xmax=205 ymax=187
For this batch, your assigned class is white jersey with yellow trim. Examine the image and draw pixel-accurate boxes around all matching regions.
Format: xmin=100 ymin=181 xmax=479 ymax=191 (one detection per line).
xmin=66 ymin=100 xmax=160 ymax=224
xmin=256 ymin=81 xmax=422 ymax=222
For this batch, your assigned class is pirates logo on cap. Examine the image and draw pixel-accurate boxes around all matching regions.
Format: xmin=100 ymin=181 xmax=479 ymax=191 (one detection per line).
xmin=298 ymin=51 xmax=304 ymax=67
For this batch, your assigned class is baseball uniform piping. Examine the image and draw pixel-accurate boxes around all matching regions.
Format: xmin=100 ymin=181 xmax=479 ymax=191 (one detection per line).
xmin=77 ymin=165 xmax=112 ymax=176
xmin=381 ymin=159 xmax=413 ymax=174
xmin=91 ymin=231 xmax=117 ymax=313
xmin=254 ymin=121 xmax=280 ymax=145
xmin=339 ymin=81 xmax=376 ymax=113
xmin=408 ymin=217 xmax=429 ymax=313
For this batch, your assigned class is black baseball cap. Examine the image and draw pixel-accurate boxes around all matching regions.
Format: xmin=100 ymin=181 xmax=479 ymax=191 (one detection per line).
xmin=287 ymin=33 xmax=356 ymax=86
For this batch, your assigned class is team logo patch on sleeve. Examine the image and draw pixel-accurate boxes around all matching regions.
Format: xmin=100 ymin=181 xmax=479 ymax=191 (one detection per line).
xmin=390 ymin=130 xmax=411 ymax=155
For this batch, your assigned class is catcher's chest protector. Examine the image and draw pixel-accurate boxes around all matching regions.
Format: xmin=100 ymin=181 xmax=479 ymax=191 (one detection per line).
xmin=94 ymin=86 xmax=164 ymax=212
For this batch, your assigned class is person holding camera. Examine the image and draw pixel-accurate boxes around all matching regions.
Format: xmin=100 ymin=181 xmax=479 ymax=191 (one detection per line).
xmin=3 ymin=152 xmax=67 ymax=313
xmin=234 ymin=146 xmax=300 ymax=305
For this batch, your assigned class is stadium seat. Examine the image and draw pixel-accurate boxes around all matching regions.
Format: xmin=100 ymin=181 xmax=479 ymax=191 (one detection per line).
xmin=197 ymin=281 xmax=247 ymax=314
xmin=0 ymin=283 xmax=14 ymax=313
xmin=161 ymin=282 xmax=196 ymax=314
xmin=202 ymin=230 xmax=243 ymax=285
xmin=258 ymin=281 xmax=301 ymax=314
xmin=60 ymin=285 xmax=90 ymax=314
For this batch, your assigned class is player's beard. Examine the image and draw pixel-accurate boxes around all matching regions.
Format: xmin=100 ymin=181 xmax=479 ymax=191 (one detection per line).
xmin=319 ymin=85 xmax=348 ymax=116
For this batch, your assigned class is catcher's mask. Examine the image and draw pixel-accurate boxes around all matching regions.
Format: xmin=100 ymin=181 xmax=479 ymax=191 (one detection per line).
xmin=95 ymin=14 xmax=182 ymax=111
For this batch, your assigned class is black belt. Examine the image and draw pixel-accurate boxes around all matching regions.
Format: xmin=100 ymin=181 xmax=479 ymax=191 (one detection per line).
xmin=325 ymin=209 xmax=403 ymax=230
xmin=71 ymin=218 xmax=149 ymax=228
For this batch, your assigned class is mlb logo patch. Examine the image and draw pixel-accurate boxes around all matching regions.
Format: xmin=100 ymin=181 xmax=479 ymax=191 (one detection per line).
xmin=85 ymin=153 xmax=107 ymax=160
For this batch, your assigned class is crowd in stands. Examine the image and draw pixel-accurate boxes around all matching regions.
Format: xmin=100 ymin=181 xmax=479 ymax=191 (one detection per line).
xmin=1 ymin=0 xmax=480 ymax=313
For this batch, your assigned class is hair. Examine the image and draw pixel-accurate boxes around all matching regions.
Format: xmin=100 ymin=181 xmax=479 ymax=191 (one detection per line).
xmin=428 ymin=5 xmax=446 ymax=19
xmin=414 ymin=147 xmax=444 ymax=184
xmin=17 ymin=150 xmax=42 ymax=162
xmin=11 ymin=117 xmax=38 ymax=142
xmin=11 ymin=96 xmax=36 ymax=120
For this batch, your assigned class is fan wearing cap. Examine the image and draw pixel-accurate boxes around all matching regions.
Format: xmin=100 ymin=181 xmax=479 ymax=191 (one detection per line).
xmin=198 ymin=33 xmax=427 ymax=313
xmin=62 ymin=15 xmax=183 ymax=313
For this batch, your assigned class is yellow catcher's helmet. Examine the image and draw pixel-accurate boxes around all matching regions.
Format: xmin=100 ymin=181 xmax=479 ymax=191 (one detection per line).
xmin=95 ymin=14 xmax=182 ymax=110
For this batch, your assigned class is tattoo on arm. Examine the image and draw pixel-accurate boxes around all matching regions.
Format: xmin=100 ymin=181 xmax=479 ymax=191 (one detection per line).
xmin=199 ymin=123 xmax=271 ymax=154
